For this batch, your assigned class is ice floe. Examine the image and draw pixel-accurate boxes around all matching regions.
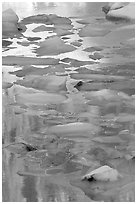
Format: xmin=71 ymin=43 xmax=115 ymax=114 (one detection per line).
xmin=35 ymin=36 xmax=76 ymax=56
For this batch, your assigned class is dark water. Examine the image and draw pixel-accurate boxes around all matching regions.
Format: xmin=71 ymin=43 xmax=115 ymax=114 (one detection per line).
xmin=2 ymin=2 xmax=135 ymax=202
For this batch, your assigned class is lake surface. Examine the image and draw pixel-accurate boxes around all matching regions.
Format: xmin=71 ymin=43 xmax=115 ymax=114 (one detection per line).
xmin=2 ymin=2 xmax=135 ymax=202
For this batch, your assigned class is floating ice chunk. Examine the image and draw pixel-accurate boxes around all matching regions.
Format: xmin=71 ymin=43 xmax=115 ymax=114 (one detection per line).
xmin=61 ymin=37 xmax=70 ymax=40
xmin=2 ymin=8 xmax=19 ymax=23
xmin=22 ymin=14 xmax=72 ymax=25
xmin=2 ymin=8 xmax=26 ymax=37
xmin=74 ymin=81 xmax=105 ymax=91
xmin=2 ymin=40 xmax=12 ymax=47
xmin=61 ymin=58 xmax=94 ymax=67
xmin=83 ymin=46 xmax=103 ymax=52
xmin=21 ymin=14 xmax=50 ymax=24
xmin=54 ymin=28 xmax=73 ymax=36
xmin=79 ymin=25 xmax=110 ymax=37
xmin=32 ymin=25 xmax=54 ymax=32
xmin=103 ymin=3 xmax=135 ymax=21
xmin=71 ymin=41 xmax=82 ymax=47
xmin=76 ymin=18 xmax=93 ymax=25
xmin=15 ymin=92 xmax=67 ymax=105
xmin=92 ymin=136 xmax=125 ymax=144
xmin=9 ymin=64 xmax=68 ymax=77
xmin=4 ymin=142 xmax=37 ymax=154
xmin=3 ymin=22 xmax=19 ymax=37
xmin=2 ymin=82 xmax=13 ymax=89
xmin=107 ymin=4 xmax=135 ymax=21
xmin=74 ymin=68 xmax=93 ymax=74
xmin=2 ymin=56 xmax=59 ymax=65
xmin=47 ymin=122 xmax=99 ymax=136
xmin=83 ymin=89 xmax=132 ymax=107
xmin=102 ymin=3 xmax=128 ymax=14
xmin=35 ymin=36 xmax=76 ymax=56
xmin=27 ymin=37 xmax=41 ymax=41
xmin=54 ymin=24 xmax=73 ymax=30
xmin=82 ymin=165 xmax=122 ymax=181
xmin=84 ymin=89 xmax=127 ymax=101
xmin=109 ymin=2 xmax=128 ymax=11
xmin=17 ymin=40 xmax=35 ymax=47
xmin=16 ymin=75 xmax=67 ymax=92
xmin=89 ymin=52 xmax=104 ymax=60
xmin=70 ymin=73 xmax=126 ymax=81
xmin=48 ymin=14 xmax=72 ymax=25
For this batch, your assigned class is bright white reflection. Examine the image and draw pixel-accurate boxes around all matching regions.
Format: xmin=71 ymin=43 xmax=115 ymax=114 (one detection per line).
xmin=2 ymin=2 xmax=105 ymax=19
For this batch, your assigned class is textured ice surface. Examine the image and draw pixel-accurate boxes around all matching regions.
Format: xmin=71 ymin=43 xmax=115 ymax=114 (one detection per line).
xmin=35 ymin=36 xmax=76 ymax=56
xmin=2 ymin=56 xmax=59 ymax=65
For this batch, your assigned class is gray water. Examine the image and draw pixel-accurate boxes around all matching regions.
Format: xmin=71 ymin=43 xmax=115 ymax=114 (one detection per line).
xmin=2 ymin=2 xmax=135 ymax=202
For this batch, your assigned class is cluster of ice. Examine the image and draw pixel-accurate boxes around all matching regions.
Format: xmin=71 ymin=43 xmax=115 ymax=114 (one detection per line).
xmin=102 ymin=2 xmax=135 ymax=21
xmin=2 ymin=8 xmax=26 ymax=38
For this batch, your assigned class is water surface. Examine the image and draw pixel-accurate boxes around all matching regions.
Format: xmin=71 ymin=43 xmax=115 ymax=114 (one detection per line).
xmin=2 ymin=2 xmax=135 ymax=202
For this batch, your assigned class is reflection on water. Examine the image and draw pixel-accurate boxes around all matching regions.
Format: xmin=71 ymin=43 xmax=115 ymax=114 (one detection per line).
xmin=2 ymin=2 xmax=135 ymax=202
xmin=2 ymin=150 xmax=24 ymax=201
xmin=22 ymin=175 xmax=38 ymax=202
xmin=2 ymin=2 xmax=106 ymax=19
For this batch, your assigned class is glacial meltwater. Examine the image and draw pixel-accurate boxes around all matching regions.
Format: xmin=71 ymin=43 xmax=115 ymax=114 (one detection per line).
xmin=2 ymin=2 xmax=135 ymax=202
